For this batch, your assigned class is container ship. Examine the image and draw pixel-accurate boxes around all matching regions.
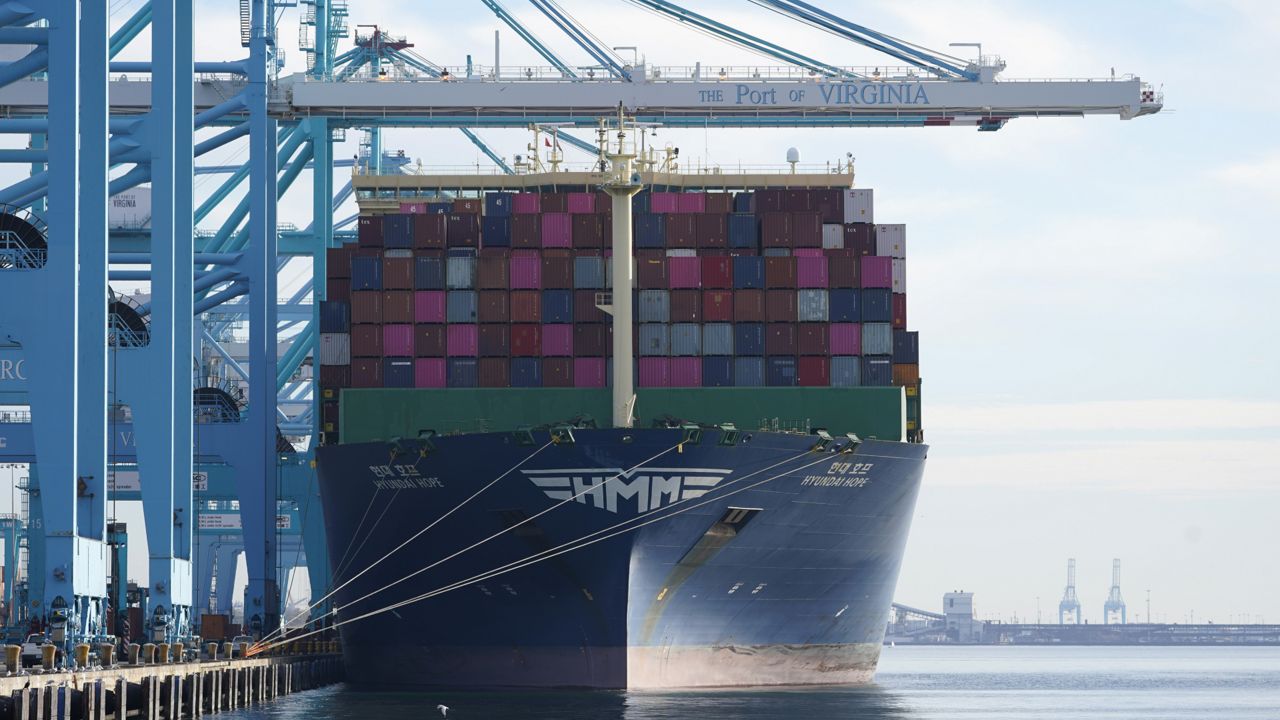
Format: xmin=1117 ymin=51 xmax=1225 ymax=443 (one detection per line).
xmin=313 ymin=135 xmax=926 ymax=689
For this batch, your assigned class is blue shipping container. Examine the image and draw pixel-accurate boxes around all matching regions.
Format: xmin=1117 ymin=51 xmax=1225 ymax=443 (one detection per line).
xmin=542 ymin=290 xmax=573 ymax=323
xmin=635 ymin=213 xmax=666 ymax=248
xmin=703 ymin=357 xmax=733 ymax=387
xmin=446 ymin=256 xmax=476 ymax=289
xmin=639 ymin=324 xmax=670 ymax=356
xmin=485 ymin=192 xmax=513 ymax=217
xmin=382 ymin=358 xmax=415 ymax=388
xmin=733 ymin=256 xmax=764 ymax=289
xmin=427 ymin=202 xmax=453 ymax=215
xmin=510 ymin=358 xmax=543 ymax=387
xmin=862 ymin=323 xmax=894 ymax=355
xmin=383 ymin=214 xmax=412 ymax=249
xmin=447 ymin=358 xmax=478 ymax=387
xmin=319 ymin=300 xmax=350 ymax=333
xmin=829 ymin=288 xmax=860 ymax=322
xmin=633 ymin=191 xmax=651 ymax=214
xmin=446 ymin=290 xmax=478 ymax=323
xmin=734 ymin=357 xmax=764 ymax=387
xmin=351 ymin=256 xmax=383 ymax=290
xmin=671 ymin=323 xmax=702 ymax=356
xmin=894 ymin=330 xmax=920 ymax=364
xmin=702 ymin=323 xmax=734 ymax=356
xmin=766 ymin=357 xmax=797 ymax=387
xmin=637 ymin=289 xmax=670 ymax=323
xmin=734 ymin=323 xmax=765 ymax=356
xmin=414 ymin=256 xmax=444 ymax=290
xmin=733 ymin=192 xmax=754 ymax=213
xmin=481 ymin=216 xmax=511 ymax=247
xmin=861 ymin=288 xmax=892 ymax=322
xmin=573 ymin=256 xmax=606 ymax=289
xmin=831 ymin=356 xmax=862 ymax=387
xmin=861 ymin=356 xmax=893 ymax=386
xmin=728 ymin=213 xmax=759 ymax=249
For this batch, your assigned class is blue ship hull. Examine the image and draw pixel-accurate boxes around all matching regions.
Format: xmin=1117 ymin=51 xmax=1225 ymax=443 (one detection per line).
xmin=314 ymin=428 xmax=926 ymax=688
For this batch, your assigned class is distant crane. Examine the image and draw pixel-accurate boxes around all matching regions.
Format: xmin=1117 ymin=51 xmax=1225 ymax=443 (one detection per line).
xmin=1058 ymin=558 xmax=1081 ymax=624
xmin=1104 ymin=559 xmax=1127 ymax=624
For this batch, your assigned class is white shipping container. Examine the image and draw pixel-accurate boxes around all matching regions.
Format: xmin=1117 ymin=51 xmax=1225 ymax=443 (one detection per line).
xmin=319 ymin=333 xmax=351 ymax=366
xmin=109 ymin=187 xmax=152 ymax=229
xmin=843 ymin=188 xmax=873 ymax=224
xmin=875 ymin=224 xmax=906 ymax=258
xmin=665 ymin=249 xmax=698 ymax=257
xmin=892 ymin=258 xmax=906 ymax=293
xmin=821 ymin=224 xmax=844 ymax=249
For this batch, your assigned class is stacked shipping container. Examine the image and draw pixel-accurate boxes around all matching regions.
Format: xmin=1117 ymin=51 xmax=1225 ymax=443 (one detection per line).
xmin=320 ymin=187 xmax=923 ymax=441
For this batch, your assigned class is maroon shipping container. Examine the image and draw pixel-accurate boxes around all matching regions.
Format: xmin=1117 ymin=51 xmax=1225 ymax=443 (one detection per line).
xmin=704 ymin=192 xmax=734 ymax=215
xmin=351 ymin=358 xmax=382 ymax=388
xmin=595 ymin=191 xmax=613 ymax=215
xmin=327 ymin=246 xmax=355 ymax=278
xmin=892 ymin=292 xmax=907 ymax=329
xmin=540 ymin=192 xmax=568 ymax=214
xmin=510 ymin=290 xmax=541 ymax=323
xmin=477 ymin=290 xmax=509 ymax=323
xmin=446 ymin=213 xmax=480 ymax=247
xmin=542 ymin=325 xmax=573 ymax=356
xmin=766 ymin=290 xmax=797 ymax=322
xmin=477 ymin=255 xmax=509 ymax=289
xmin=636 ymin=256 xmax=668 ymax=289
xmin=696 ymin=213 xmax=728 ymax=248
xmin=326 ymin=278 xmax=351 ymax=302
xmin=413 ymin=214 xmax=446 ymax=249
xmin=828 ymin=256 xmax=859 ymax=288
xmin=542 ymin=255 xmax=573 ymax=289
xmin=666 ymin=214 xmax=697 ymax=248
xmin=782 ymin=188 xmax=813 ymax=212
xmin=669 ymin=289 xmax=702 ymax=323
xmin=790 ymin=211 xmax=822 ymax=248
xmin=513 ymin=192 xmax=539 ymax=214
xmin=358 ymin=216 xmax=383 ymax=248
xmin=760 ymin=212 xmax=791 ymax=247
xmin=733 ymin=289 xmax=765 ymax=322
xmin=382 ymin=290 xmax=415 ymax=323
xmin=796 ymin=256 xmax=829 ymax=288
xmin=703 ymin=290 xmax=734 ymax=322
xmin=574 ymin=289 xmax=606 ymax=324
xmin=351 ymin=291 xmax=382 ymax=323
xmin=453 ymin=198 xmax=481 ymax=214
xmin=860 ymin=256 xmax=893 ymax=288
xmin=754 ymin=189 xmax=785 ymax=213
xmin=478 ymin=358 xmax=509 ymax=388
xmin=572 ymin=214 xmax=604 ymax=248
xmin=541 ymin=213 xmax=572 ymax=248
xmin=382 ymin=256 xmax=414 ymax=289
xmin=668 ymin=256 xmax=700 ymax=289
xmin=509 ymin=252 xmax=542 ymax=289
xmin=567 ymin=192 xmax=595 ymax=214
xmin=574 ymin=357 xmax=606 ymax=388
xmin=766 ymin=323 xmax=797 ymax=355
xmin=446 ymin=324 xmax=478 ymax=356
xmin=812 ymin=189 xmax=844 ymax=224
xmin=677 ymin=193 xmax=706 ymax=214
xmin=478 ymin=325 xmax=510 ymax=357
xmin=511 ymin=324 xmax=542 ymax=356
xmin=798 ymin=323 xmax=830 ymax=355
xmin=351 ymin=324 xmax=383 ymax=357
xmin=798 ymin=356 xmax=831 ymax=387
xmin=765 ymin=257 xmax=798 ymax=288
xmin=701 ymin=256 xmax=733 ymax=289
xmin=511 ymin=215 xmax=541 ymax=249
xmin=415 ymin=325 xmax=445 ymax=357
xmin=843 ymin=223 xmax=876 ymax=256
xmin=574 ymin=325 xmax=608 ymax=356
xmin=319 ymin=364 xmax=350 ymax=388
xmin=415 ymin=358 xmax=446 ymax=388
xmin=543 ymin=358 xmax=573 ymax=387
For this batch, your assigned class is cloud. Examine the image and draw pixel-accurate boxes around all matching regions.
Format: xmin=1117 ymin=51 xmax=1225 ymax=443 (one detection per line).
xmin=930 ymin=399 xmax=1280 ymax=434
xmin=1211 ymin=150 xmax=1280 ymax=198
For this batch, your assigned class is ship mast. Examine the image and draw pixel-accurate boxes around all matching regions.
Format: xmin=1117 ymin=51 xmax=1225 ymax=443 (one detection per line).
xmin=601 ymin=108 xmax=642 ymax=428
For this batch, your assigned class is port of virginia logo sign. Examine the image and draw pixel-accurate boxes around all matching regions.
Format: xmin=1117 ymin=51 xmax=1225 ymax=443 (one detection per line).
xmin=522 ymin=467 xmax=733 ymax=514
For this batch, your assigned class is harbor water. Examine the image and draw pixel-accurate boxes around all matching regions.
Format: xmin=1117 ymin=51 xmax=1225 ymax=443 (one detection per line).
xmin=211 ymin=646 xmax=1280 ymax=719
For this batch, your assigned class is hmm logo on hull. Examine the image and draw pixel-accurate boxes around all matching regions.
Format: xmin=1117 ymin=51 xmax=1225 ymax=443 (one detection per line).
xmin=523 ymin=467 xmax=732 ymax=514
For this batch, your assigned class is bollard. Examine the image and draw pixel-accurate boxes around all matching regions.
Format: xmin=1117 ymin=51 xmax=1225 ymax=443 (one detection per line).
xmin=157 ymin=643 xmax=170 ymax=664
xmin=4 ymin=644 xmax=20 ymax=674
xmin=223 ymin=641 xmax=234 ymax=660
xmin=74 ymin=643 xmax=91 ymax=668
xmin=41 ymin=644 xmax=56 ymax=671
xmin=142 ymin=643 xmax=156 ymax=665
xmin=207 ymin=642 xmax=219 ymax=660
xmin=173 ymin=642 xmax=184 ymax=663
xmin=129 ymin=643 xmax=141 ymax=665
xmin=238 ymin=641 xmax=249 ymax=660
xmin=99 ymin=642 xmax=115 ymax=668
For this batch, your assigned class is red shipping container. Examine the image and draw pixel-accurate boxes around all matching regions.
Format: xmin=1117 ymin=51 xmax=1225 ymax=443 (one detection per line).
xmin=666 ymin=215 xmax=697 ymax=248
xmin=649 ymin=192 xmax=679 ymax=214
xmin=510 ymin=253 xmax=542 ymax=289
xmin=477 ymin=256 xmax=509 ymax=289
xmin=766 ymin=290 xmax=797 ymax=322
xmin=798 ymin=323 xmax=829 ymax=355
xmin=351 ymin=291 xmax=382 ymax=323
xmin=478 ymin=357 xmax=510 ymax=387
xmin=892 ymin=293 xmax=907 ymax=330
xmin=860 ymin=256 xmax=893 ymax=288
xmin=828 ymin=256 xmax=859 ymax=288
xmin=782 ymin=188 xmax=812 ymax=211
xmin=413 ymin=214 xmax=446 ymax=249
xmin=567 ymin=192 xmax=596 ymax=214
xmin=765 ymin=257 xmax=798 ymax=288
xmin=477 ymin=290 xmax=509 ymax=323
xmin=760 ymin=212 xmax=791 ymax=247
xmin=704 ymin=192 xmax=734 ymax=215
xmin=843 ymin=223 xmax=876 ymax=255
xmin=573 ymin=214 xmax=604 ymax=248
xmin=511 ymin=215 xmax=541 ymax=248
xmin=636 ymin=257 xmax=668 ymax=289
xmin=638 ymin=357 xmax=671 ymax=387
xmin=358 ymin=216 xmax=383 ymax=248
xmin=793 ymin=248 xmax=824 ymax=258
xmin=574 ymin=325 xmax=607 ymax=356
xmin=543 ymin=358 xmax=573 ymax=387
xmin=327 ymin=246 xmax=355 ymax=278
xmin=541 ymin=212 xmax=572 ymax=248
xmin=414 ymin=290 xmax=446 ymax=323
xmin=414 ymin=358 xmax=446 ymax=388
xmin=542 ymin=255 xmax=573 ymax=289
xmin=574 ymin=289 xmax=606 ymax=324
xmin=383 ymin=256 xmax=414 ymax=289
xmin=542 ymin=324 xmax=573 ymax=356
xmin=383 ymin=324 xmax=414 ymax=356
xmin=478 ymin=325 xmax=510 ymax=357
xmin=540 ymin=192 xmax=568 ymax=214
xmin=595 ymin=191 xmax=613 ymax=214
xmin=415 ymin=325 xmax=445 ymax=357
xmin=447 ymin=324 xmax=478 ymax=356
xmin=677 ymin=192 xmax=706 ymax=214
xmin=446 ymin=213 xmax=480 ymax=247
xmin=574 ymin=357 xmax=606 ymax=388
xmin=701 ymin=256 xmax=733 ymax=288
xmin=766 ymin=323 xmax=797 ymax=355
xmin=733 ymin=289 xmax=765 ymax=322
xmin=830 ymin=323 xmax=861 ymax=355
xmin=812 ymin=189 xmax=844 ymax=224
xmin=351 ymin=358 xmax=382 ymax=387
xmin=791 ymin=211 xmax=822 ymax=247
xmin=383 ymin=291 xmax=414 ymax=323
xmin=511 ymin=324 xmax=542 ymax=356
xmin=513 ymin=192 xmax=540 ymax=214
xmin=797 ymin=256 xmax=829 ymax=288
xmin=453 ymin=198 xmax=481 ymax=214
xmin=511 ymin=290 xmax=542 ymax=323
xmin=668 ymin=256 xmax=701 ymax=289
xmin=696 ymin=213 xmax=728 ymax=248
xmin=319 ymin=364 xmax=350 ymax=388
xmin=326 ymin=278 xmax=351 ymax=302
xmin=798 ymin=356 xmax=830 ymax=387
xmin=754 ymin=189 xmax=784 ymax=213
xmin=669 ymin=290 xmax=702 ymax=323
xmin=703 ymin=290 xmax=733 ymax=322
xmin=670 ymin=357 xmax=702 ymax=387
xmin=351 ymin=324 xmax=383 ymax=357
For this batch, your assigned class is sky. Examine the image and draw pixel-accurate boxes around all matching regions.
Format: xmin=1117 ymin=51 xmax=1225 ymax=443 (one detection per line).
xmin=5 ymin=0 xmax=1278 ymax=625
